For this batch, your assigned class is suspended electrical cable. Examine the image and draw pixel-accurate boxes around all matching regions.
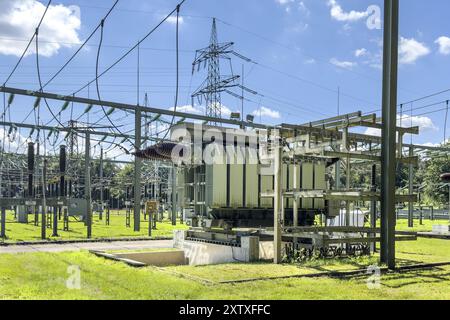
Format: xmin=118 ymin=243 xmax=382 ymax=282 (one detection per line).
xmin=35 ymin=27 xmax=66 ymax=129
xmin=42 ymin=0 xmax=120 ymax=89
xmin=401 ymin=88 xmax=450 ymax=107
xmin=72 ymin=0 xmax=187 ymax=96
xmin=93 ymin=18 xmax=133 ymax=149
xmin=365 ymin=88 xmax=450 ymax=116
xmin=2 ymin=0 xmax=52 ymax=87
xmin=86 ymin=1 xmax=186 ymax=149
xmin=251 ymin=61 xmax=377 ymax=108
xmin=158 ymin=4 xmax=181 ymax=142
xmin=215 ymin=17 xmax=422 ymax=101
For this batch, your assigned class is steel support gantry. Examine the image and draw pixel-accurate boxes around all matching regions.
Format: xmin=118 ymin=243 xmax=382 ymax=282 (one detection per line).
xmin=380 ymin=0 xmax=399 ymax=270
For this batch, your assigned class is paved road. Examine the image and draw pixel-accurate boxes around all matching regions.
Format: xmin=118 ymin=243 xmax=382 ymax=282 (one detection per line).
xmin=0 ymin=240 xmax=173 ymax=254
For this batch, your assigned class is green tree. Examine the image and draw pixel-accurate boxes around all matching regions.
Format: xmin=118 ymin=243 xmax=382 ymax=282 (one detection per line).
xmin=422 ymin=155 xmax=450 ymax=205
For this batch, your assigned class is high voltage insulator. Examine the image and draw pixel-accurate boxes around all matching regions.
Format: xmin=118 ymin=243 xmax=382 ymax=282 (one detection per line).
xmin=47 ymin=129 xmax=59 ymax=140
xmin=61 ymin=101 xmax=70 ymax=112
xmin=106 ymin=108 xmax=115 ymax=116
xmin=7 ymin=93 xmax=14 ymax=106
xmin=33 ymin=97 xmax=41 ymax=109
xmin=84 ymin=104 xmax=93 ymax=114
xmin=27 ymin=142 xmax=35 ymax=172
xmin=59 ymin=153 xmax=67 ymax=173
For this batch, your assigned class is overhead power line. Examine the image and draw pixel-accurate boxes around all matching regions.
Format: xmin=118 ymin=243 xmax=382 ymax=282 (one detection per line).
xmin=42 ymin=0 xmax=120 ymax=89
xmin=72 ymin=0 xmax=187 ymax=96
xmin=159 ymin=4 xmax=181 ymax=142
xmin=2 ymin=0 xmax=52 ymax=87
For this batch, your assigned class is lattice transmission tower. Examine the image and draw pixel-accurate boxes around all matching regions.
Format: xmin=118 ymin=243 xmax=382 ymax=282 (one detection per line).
xmin=192 ymin=18 xmax=256 ymax=122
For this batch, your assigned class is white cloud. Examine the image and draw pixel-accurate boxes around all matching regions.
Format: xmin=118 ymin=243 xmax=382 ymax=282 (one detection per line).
xmin=276 ymin=0 xmax=294 ymax=4
xmin=364 ymin=127 xmax=381 ymax=137
xmin=0 ymin=127 xmax=28 ymax=149
xmin=364 ymin=115 xmax=437 ymax=136
xmin=298 ymin=1 xmax=310 ymax=15
xmin=275 ymin=0 xmax=309 ymax=15
xmin=166 ymin=15 xmax=184 ymax=24
xmin=398 ymin=114 xmax=437 ymax=132
xmin=354 ymin=48 xmax=368 ymax=57
xmin=252 ymin=107 xmax=281 ymax=119
xmin=435 ymin=36 xmax=450 ymax=55
xmin=327 ymin=0 xmax=368 ymax=22
xmin=169 ymin=103 xmax=236 ymax=119
xmin=422 ymin=142 xmax=440 ymax=148
xmin=304 ymin=58 xmax=316 ymax=64
xmin=219 ymin=104 xmax=233 ymax=117
xmin=169 ymin=105 xmax=202 ymax=114
xmin=0 ymin=0 xmax=81 ymax=57
xmin=290 ymin=22 xmax=309 ymax=33
xmin=330 ymin=58 xmax=357 ymax=70
xmin=399 ymin=37 xmax=430 ymax=64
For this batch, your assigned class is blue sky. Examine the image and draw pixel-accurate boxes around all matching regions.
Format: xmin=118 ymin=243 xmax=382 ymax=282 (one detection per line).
xmin=2 ymin=0 xmax=450 ymax=157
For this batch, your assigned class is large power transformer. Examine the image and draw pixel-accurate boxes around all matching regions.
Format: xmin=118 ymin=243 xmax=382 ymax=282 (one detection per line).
xmin=172 ymin=123 xmax=329 ymax=230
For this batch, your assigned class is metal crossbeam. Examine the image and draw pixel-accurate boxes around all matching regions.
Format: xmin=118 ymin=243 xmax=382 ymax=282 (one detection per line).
xmin=0 ymin=86 xmax=266 ymax=129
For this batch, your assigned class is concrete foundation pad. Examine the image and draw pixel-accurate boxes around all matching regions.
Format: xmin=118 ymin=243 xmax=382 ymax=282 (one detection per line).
xmin=115 ymin=250 xmax=187 ymax=266
xmin=173 ymin=230 xmax=270 ymax=265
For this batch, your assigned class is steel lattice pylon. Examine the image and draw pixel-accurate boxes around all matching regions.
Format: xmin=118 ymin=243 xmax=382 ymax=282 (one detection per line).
xmin=206 ymin=18 xmax=222 ymax=119
xmin=192 ymin=18 xmax=255 ymax=124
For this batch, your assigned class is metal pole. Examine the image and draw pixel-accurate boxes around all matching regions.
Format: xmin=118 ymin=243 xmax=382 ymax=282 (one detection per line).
xmin=134 ymin=105 xmax=142 ymax=232
xmin=380 ymin=0 xmax=399 ymax=269
xmin=27 ymin=142 xmax=34 ymax=198
xmin=171 ymin=164 xmax=177 ymax=226
xmin=0 ymin=207 xmax=5 ymax=239
xmin=345 ymin=156 xmax=351 ymax=226
xmin=85 ymin=132 xmax=92 ymax=239
xmin=41 ymin=159 xmax=47 ymax=240
xmin=273 ymin=134 xmax=282 ymax=264
xmin=408 ymin=146 xmax=414 ymax=228
xmin=52 ymin=206 xmax=58 ymax=237
xmin=370 ymin=164 xmax=377 ymax=252
xmin=293 ymin=162 xmax=299 ymax=228
xmin=448 ymin=184 xmax=450 ymax=225
xmin=99 ymin=147 xmax=104 ymax=220
xmin=292 ymin=161 xmax=299 ymax=247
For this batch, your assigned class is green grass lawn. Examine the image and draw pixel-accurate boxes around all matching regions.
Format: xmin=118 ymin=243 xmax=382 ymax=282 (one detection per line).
xmin=2 ymin=207 xmax=446 ymax=244
xmin=0 ymin=238 xmax=449 ymax=300
xmin=168 ymin=238 xmax=450 ymax=282
xmin=1 ymin=210 xmax=187 ymax=243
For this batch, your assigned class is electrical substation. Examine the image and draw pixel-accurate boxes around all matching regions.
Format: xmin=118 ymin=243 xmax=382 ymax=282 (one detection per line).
xmin=0 ymin=0 xmax=449 ymax=278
